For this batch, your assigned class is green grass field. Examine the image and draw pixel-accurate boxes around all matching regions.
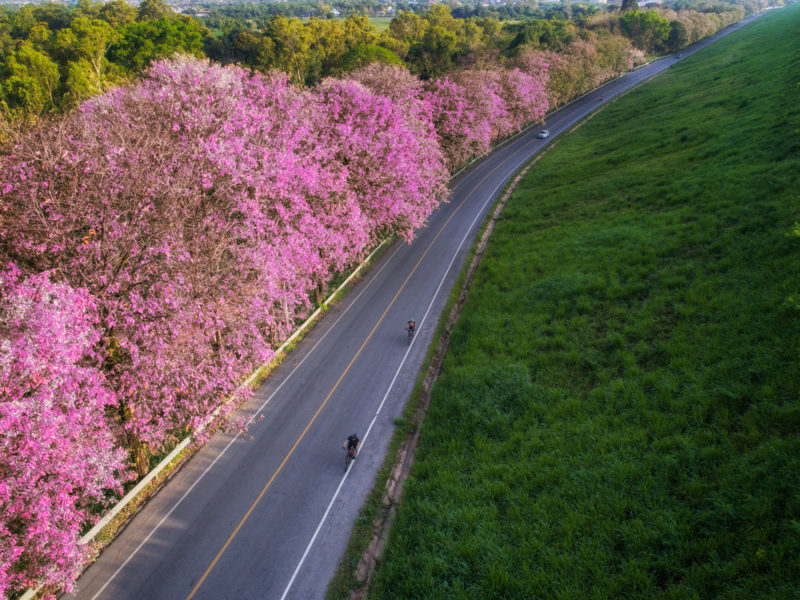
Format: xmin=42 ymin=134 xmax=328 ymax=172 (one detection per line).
xmin=368 ymin=17 xmax=393 ymax=32
xmin=368 ymin=6 xmax=800 ymax=599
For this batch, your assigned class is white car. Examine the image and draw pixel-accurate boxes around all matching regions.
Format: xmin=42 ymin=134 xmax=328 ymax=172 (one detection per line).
xmin=537 ymin=129 xmax=550 ymax=139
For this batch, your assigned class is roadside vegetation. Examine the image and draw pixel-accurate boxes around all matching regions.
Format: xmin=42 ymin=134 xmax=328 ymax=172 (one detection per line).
xmin=366 ymin=5 xmax=800 ymax=598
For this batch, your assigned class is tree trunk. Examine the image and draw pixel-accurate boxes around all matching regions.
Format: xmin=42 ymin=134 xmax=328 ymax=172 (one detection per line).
xmin=314 ymin=280 xmax=324 ymax=304
xmin=129 ymin=433 xmax=150 ymax=478
xmin=118 ymin=400 xmax=150 ymax=478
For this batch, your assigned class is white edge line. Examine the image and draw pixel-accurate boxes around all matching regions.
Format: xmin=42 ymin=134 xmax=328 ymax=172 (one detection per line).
xmin=279 ymin=173 xmax=508 ymax=600
xmin=79 ymin=437 xmax=192 ymax=545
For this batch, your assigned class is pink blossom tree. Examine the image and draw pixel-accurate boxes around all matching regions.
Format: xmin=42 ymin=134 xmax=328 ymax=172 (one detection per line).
xmin=519 ymin=40 xmax=629 ymax=106
xmin=311 ymin=76 xmax=449 ymax=241
xmin=422 ymin=65 xmax=549 ymax=170
xmin=516 ymin=47 xmax=571 ymax=106
xmin=347 ymin=63 xmax=481 ymax=172
xmin=0 ymin=265 xmax=128 ymax=596
xmin=495 ymin=66 xmax=550 ymax=129
xmin=2 ymin=60 xmax=270 ymax=469
xmin=347 ymin=62 xmax=425 ymax=106
xmin=345 ymin=61 xmax=550 ymax=173
xmin=0 ymin=56 xmax=450 ymax=472
xmin=423 ymin=76 xmax=491 ymax=170
xmin=450 ymin=69 xmax=516 ymax=142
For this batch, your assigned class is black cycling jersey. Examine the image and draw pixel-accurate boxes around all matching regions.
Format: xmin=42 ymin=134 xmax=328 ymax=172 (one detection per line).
xmin=346 ymin=435 xmax=359 ymax=450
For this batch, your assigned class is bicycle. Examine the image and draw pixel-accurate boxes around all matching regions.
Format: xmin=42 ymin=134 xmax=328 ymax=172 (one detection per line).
xmin=343 ymin=446 xmax=357 ymax=471
xmin=406 ymin=321 xmax=416 ymax=345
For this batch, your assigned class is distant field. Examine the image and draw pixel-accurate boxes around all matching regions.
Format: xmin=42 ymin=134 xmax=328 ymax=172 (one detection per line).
xmin=368 ymin=5 xmax=800 ymax=599
xmin=369 ymin=17 xmax=393 ymax=32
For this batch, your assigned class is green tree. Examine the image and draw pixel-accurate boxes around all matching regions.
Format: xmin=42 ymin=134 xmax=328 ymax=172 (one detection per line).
xmin=0 ymin=43 xmax=59 ymax=116
xmin=1 ymin=74 xmax=42 ymax=117
xmin=425 ymin=4 xmax=456 ymax=29
xmin=667 ymin=19 xmax=689 ymax=52
xmin=407 ymin=24 xmax=457 ymax=78
xmin=475 ymin=17 xmax=504 ymax=48
xmin=53 ymin=16 xmax=120 ymax=94
xmin=620 ymin=0 xmax=640 ymax=13
xmin=60 ymin=57 xmax=94 ymax=107
xmin=455 ymin=18 xmax=488 ymax=62
xmin=304 ymin=19 xmax=346 ymax=83
xmin=227 ymin=29 xmax=274 ymax=71
xmin=0 ymin=7 xmax=13 ymax=57
xmin=391 ymin=10 xmax=427 ymax=39
xmin=31 ymin=3 xmax=73 ymax=32
xmin=9 ymin=5 xmax=37 ymax=39
xmin=339 ymin=43 xmax=401 ymax=72
xmin=74 ymin=0 xmax=102 ymax=20
xmin=99 ymin=0 xmax=137 ymax=28
xmin=342 ymin=14 xmax=378 ymax=49
xmin=27 ymin=22 xmax=53 ymax=52
xmin=508 ymin=19 xmax=575 ymax=52
xmin=111 ymin=16 xmax=208 ymax=72
xmin=595 ymin=31 xmax=634 ymax=74
xmin=137 ymin=0 xmax=174 ymax=23
xmin=620 ymin=9 xmax=671 ymax=53
xmin=263 ymin=16 xmax=312 ymax=84
xmin=304 ymin=15 xmax=378 ymax=82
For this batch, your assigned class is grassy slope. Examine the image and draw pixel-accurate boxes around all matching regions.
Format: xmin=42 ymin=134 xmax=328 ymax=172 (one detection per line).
xmin=369 ymin=6 xmax=800 ymax=600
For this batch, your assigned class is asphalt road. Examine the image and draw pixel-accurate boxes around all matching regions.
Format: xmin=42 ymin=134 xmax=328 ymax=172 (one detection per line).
xmin=65 ymin=13 xmax=764 ymax=600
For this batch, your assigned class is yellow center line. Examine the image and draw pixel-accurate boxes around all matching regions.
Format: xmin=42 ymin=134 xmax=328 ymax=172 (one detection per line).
xmin=186 ymin=139 xmax=534 ymax=599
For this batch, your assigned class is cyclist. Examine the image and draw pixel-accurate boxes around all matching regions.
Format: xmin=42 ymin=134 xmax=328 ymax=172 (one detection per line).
xmin=343 ymin=434 xmax=360 ymax=459
xmin=407 ymin=319 xmax=416 ymax=336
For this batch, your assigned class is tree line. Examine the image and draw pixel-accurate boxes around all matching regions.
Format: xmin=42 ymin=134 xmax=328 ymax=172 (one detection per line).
xmin=0 ymin=0 xmax=207 ymax=135
xmin=201 ymin=1 xmax=748 ymax=83
xmin=0 ymin=0 xmax=754 ymax=138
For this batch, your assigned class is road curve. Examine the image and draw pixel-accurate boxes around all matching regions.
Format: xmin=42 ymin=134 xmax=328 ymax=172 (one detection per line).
xmin=65 ymin=13 xmax=763 ymax=600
